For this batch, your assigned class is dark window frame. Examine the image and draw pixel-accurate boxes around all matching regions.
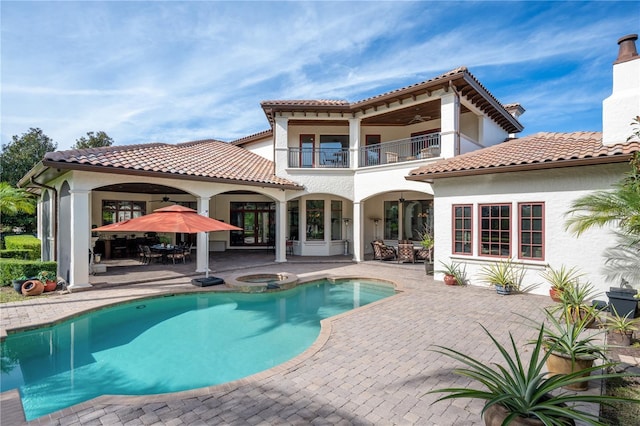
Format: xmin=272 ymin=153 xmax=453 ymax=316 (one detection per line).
xmin=452 ymin=204 xmax=473 ymax=255
xmin=519 ymin=202 xmax=545 ymax=261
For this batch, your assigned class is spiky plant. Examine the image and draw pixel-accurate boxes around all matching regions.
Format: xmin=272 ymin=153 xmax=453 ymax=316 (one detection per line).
xmin=428 ymin=324 xmax=638 ymax=425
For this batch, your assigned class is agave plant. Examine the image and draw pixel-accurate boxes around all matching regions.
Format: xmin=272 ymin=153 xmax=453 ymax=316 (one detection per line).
xmin=478 ymin=258 xmax=525 ymax=292
xmin=428 ymin=324 xmax=637 ymax=425
xmin=540 ymin=265 xmax=584 ymax=293
xmin=556 ymin=280 xmax=602 ymax=325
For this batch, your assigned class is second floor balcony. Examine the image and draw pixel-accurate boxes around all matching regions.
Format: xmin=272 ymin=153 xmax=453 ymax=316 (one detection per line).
xmin=287 ymin=132 xmax=441 ymax=169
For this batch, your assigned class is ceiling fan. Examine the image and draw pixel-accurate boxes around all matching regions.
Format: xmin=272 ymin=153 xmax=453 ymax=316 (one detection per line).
xmin=152 ymin=195 xmax=177 ymax=203
xmin=408 ymin=114 xmax=430 ymax=124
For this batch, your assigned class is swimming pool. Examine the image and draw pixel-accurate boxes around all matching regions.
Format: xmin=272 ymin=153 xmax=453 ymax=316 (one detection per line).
xmin=0 ymin=278 xmax=395 ymax=421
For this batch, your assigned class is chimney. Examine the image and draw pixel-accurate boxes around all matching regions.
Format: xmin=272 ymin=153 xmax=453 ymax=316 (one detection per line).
xmin=504 ymin=103 xmax=525 ymax=139
xmin=603 ymin=34 xmax=640 ymax=145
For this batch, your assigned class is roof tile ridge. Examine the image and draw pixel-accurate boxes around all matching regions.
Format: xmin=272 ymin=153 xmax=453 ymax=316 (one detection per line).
xmin=175 ymin=139 xmax=227 ymax=147
xmin=353 ymin=66 xmax=468 ymax=105
xmin=45 ymin=142 xmax=168 ymax=160
xmin=232 ymin=129 xmax=273 ymax=145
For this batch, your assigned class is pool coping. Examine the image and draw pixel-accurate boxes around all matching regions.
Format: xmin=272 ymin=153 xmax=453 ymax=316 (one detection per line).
xmin=1 ymin=274 xmax=403 ymax=424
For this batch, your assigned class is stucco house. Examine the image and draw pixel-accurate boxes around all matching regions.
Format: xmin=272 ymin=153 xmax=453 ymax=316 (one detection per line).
xmin=19 ymin=34 xmax=640 ymax=296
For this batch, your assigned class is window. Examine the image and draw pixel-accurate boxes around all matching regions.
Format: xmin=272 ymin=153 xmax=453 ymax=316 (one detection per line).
xmin=479 ymin=204 xmax=511 ymax=257
xmin=520 ymin=203 xmax=544 ymax=260
xmin=102 ymin=200 xmax=145 ymax=225
xmin=288 ymin=200 xmax=299 ymax=240
xmin=319 ymin=135 xmax=348 ymax=167
xmin=452 ymin=205 xmax=472 ymax=254
xmin=384 ymin=201 xmax=398 ymax=240
xmin=300 ymin=134 xmax=314 ymax=168
xmin=331 ymin=200 xmax=342 ymax=240
xmin=306 ymin=200 xmax=324 ymax=240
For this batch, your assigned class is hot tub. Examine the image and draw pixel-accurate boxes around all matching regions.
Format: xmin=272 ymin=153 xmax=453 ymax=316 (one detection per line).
xmin=227 ymin=273 xmax=299 ymax=293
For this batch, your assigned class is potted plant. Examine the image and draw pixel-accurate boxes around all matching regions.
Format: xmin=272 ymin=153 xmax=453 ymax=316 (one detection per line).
xmin=158 ymin=235 xmax=171 ymax=247
xmin=436 ymin=260 xmax=464 ymax=286
xmin=603 ymin=306 xmax=640 ymax=346
xmin=478 ymin=258 xmax=525 ymax=295
xmin=540 ymin=265 xmax=583 ymax=303
xmin=417 ymin=225 xmax=434 ymax=274
xmin=427 ymin=324 xmax=636 ymax=425
xmin=555 ymin=280 xmax=602 ymax=327
xmin=37 ymin=270 xmax=57 ymax=292
xmin=537 ymin=308 xmax=608 ymax=391
xmin=12 ymin=275 xmax=29 ymax=294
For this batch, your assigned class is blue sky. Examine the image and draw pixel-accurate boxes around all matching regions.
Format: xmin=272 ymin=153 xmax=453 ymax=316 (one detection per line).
xmin=1 ymin=1 xmax=638 ymax=151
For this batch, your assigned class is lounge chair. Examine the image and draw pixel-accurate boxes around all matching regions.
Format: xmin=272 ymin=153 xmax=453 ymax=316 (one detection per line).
xmin=371 ymin=240 xmax=396 ymax=261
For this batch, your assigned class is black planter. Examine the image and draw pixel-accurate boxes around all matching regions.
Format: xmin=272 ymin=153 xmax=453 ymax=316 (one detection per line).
xmin=12 ymin=279 xmax=28 ymax=294
xmin=606 ymin=287 xmax=639 ymax=318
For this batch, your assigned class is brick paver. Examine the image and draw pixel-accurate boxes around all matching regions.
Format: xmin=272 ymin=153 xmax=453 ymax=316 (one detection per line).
xmin=1 ymin=257 xmax=603 ymax=425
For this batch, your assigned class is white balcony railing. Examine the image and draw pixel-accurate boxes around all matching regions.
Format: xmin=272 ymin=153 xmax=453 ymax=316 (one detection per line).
xmin=286 ymin=133 xmax=441 ymax=168
xmin=358 ymin=133 xmax=440 ymax=167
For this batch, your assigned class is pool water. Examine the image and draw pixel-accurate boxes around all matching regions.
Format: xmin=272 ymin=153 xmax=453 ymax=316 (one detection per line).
xmin=0 ymin=279 xmax=395 ymax=421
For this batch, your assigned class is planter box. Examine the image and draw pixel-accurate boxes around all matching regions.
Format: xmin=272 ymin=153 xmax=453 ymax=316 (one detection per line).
xmin=606 ymin=287 xmax=638 ymax=318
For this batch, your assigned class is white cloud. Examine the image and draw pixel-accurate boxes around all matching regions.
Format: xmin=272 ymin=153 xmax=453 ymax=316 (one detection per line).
xmin=1 ymin=1 xmax=638 ymax=151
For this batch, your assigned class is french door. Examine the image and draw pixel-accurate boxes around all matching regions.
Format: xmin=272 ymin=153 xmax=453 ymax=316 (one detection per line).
xmin=230 ymin=202 xmax=275 ymax=247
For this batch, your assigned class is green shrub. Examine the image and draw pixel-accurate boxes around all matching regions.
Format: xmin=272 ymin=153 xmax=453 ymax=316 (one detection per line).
xmin=4 ymin=235 xmax=41 ymax=260
xmin=0 ymin=249 xmax=31 ymax=260
xmin=0 ymin=259 xmax=57 ymax=286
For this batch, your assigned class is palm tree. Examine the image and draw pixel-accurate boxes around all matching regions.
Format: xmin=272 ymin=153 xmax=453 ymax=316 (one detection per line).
xmin=565 ymin=152 xmax=640 ymax=236
xmin=0 ymin=182 xmax=36 ymax=216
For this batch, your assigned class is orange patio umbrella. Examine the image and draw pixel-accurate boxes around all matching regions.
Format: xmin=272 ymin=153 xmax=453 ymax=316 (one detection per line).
xmin=93 ymin=204 xmax=241 ymax=233
xmin=93 ymin=205 xmax=241 ymax=279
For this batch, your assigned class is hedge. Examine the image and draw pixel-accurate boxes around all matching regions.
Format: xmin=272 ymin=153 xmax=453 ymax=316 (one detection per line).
xmin=4 ymin=235 xmax=41 ymax=260
xmin=0 ymin=249 xmax=32 ymax=260
xmin=0 ymin=259 xmax=57 ymax=286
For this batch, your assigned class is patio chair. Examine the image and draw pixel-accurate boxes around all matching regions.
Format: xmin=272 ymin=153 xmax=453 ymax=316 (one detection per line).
xmin=397 ymin=242 xmax=415 ymax=263
xmin=182 ymin=243 xmax=193 ymax=262
xmin=142 ymin=245 xmax=162 ymax=264
xmin=415 ymin=246 xmax=432 ymax=263
xmin=167 ymin=247 xmax=185 ymax=264
xmin=371 ymin=240 xmax=396 ymax=261
xmin=137 ymin=245 xmax=146 ymax=264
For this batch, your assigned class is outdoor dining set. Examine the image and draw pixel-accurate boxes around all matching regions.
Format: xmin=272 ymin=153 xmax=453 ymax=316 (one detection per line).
xmin=370 ymin=240 xmax=431 ymax=264
xmin=138 ymin=243 xmax=193 ymax=265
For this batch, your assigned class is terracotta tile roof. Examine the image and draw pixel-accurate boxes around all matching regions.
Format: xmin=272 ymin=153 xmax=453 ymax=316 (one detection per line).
xmin=408 ymin=132 xmax=640 ymax=179
xmin=43 ymin=139 xmax=302 ymax=189
xmin=261 ymin=67 xmax=522 ymax=134
xmin=231 ymin=129 xmax=273 ymax=146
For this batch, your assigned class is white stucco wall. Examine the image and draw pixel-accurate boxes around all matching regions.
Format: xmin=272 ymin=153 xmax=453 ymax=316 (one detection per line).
xmin=480 ymin=116 xmax=509 ymax=148
xmin=241 ymin=138 xmax=274 ymax=161
xmin=431 ymin=163 xmax=628 ymax=298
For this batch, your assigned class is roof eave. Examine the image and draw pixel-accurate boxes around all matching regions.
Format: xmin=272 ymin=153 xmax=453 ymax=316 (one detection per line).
xmin=40 ymin=160 xmax=304 ymax=191
xmin=406 ymin=155 xmax=634 ymax=181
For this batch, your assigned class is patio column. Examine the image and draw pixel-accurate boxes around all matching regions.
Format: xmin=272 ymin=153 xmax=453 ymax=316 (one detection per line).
xmin=274 ymin=116 xmax=289 ymax=175
xmin=352 ymin=201 xmax=363 ymax=262
xmin=275 ymin=200 xmax=287 ymax=263
xmin=196 ymin=197 xmax=211 ymax=274
xmin=349 ymin=118 xmax=360 ymax=169
xmin=69 ymin=189 xmax=91 ymax=289
xmin=440 ymin=91 xmax=460 ymax=159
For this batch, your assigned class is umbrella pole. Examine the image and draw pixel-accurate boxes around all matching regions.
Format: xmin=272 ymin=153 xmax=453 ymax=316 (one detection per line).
xmin=205 ymin=232 xmax=209 ymax=278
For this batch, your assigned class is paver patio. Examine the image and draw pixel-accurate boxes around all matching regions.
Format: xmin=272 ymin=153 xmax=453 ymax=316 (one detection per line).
xmin=1 ymin=254 xmax=606 ymax=425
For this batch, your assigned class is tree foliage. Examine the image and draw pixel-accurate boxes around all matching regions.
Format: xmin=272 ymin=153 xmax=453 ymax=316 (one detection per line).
xmin=0 ymin=183 xmax=35 ymax=216
xmin=71 ymin=131 xmax=114 ymax=150
xmin=0 ymin=128 xmax=57 ymax=186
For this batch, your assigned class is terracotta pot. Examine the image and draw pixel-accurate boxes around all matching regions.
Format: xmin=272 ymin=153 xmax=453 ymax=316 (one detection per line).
xmin=21 ymin=280 xmax=45 ymax=297
xmin=607 ymin=330 xmax=633 ymax=346
xmin=43 ymin=280 xmax=57 ymax=292
xmin=545 ymin=352 xmax=594 ymax=391
xmin=483 ymin=404 xmax=543 ymax=425
xmin=549 ymin=288 xmax=562 ymax=302
xmin=443 ymin=274 xmax=458 ymax=285
xmin=483 ymin=402 xmax=575 ymax=426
